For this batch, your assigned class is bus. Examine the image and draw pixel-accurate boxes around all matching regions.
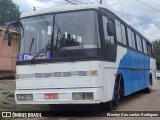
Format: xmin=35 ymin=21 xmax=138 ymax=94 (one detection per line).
xmin=7 ymin=4 xmax=157 ymax=110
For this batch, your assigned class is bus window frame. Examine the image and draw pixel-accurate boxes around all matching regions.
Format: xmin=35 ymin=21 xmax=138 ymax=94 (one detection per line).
xmin=100 ymin=9 xmax=117 ymax=62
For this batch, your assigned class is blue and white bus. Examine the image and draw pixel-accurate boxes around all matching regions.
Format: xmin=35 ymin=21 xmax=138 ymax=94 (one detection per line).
xmin=7 ymin=4 xmax=157 ymax=110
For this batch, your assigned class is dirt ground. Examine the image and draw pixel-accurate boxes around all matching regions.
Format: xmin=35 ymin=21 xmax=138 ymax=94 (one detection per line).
xmin=0 ymin=80 xmax=49 ymax=111
xmin=0 ymin=79 xmax=160 ymax=120
xmin=0 ymin=79 xmax=160 ymax=111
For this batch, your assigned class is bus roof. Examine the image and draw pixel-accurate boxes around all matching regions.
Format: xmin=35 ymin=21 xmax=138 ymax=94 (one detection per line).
xmin=21 ymin=4 xmax=103 ymax=18
xmin=20 ymin=4 xmax=152 ymax=44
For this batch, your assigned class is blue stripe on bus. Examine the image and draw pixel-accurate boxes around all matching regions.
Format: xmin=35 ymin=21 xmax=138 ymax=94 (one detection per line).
xmin=114 ymin=49 xmax=150 ymax=98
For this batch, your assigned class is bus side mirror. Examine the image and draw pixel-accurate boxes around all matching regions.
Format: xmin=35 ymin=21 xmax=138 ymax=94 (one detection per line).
xmin=107 ymin=20 xmax=115 ymax=36
xmin=6 ymin=21 xmax=19 ymax=46
xmin=8 ymin=32 xmax=12 ymax=46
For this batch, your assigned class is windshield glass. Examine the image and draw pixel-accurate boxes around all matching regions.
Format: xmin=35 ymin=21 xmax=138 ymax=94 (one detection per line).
xmin=18 ymin=10 xmax=100 ymax=61
xmin=53 ymin=10 xmax=100 ymax=59
xmin=20 ymin=15 xmax=53 ymax=53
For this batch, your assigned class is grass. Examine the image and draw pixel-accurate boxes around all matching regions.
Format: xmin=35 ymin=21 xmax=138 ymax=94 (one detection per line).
xmin=3 ymin=92 xmax=14 ymax=97
xmin=2 ymin=92 xmax=10 ymax=95
xmin=1 ymin=102 xmax=8 ymax=105
xmin=0 ymin=104 xmax=8 ymax=110
xmin=6 ymin=93 xmax=14 ymax=97
xmin=6 ymin=92 xmax=14 ymax=98
xmin=36 ymin=104 xmax=49 ymax=109
xmin=0 ymin=74 xmax=15 ymax=80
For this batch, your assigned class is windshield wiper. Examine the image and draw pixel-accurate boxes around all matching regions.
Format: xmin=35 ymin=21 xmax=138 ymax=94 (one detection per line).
xmin=29 ymin=38 xmax=35 ymax=53
xmin=30 ymin=44 xmax=48 ymax=63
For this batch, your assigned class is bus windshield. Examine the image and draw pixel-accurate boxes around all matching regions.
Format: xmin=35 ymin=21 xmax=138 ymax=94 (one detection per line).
xmin=20 ymin=15 xmax=53 ymax=54
xmin=18 ymin=10 xmax=100 ymax=61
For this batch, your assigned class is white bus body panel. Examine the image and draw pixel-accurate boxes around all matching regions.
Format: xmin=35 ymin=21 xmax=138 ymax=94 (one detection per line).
xmin=15 ymin=88 xmax=103 ymax=104
xmin=150 ymin=58 xmax=157 ymax=85
xmin=15 ymin=45 xmax=157 ymax=104
xmin=16 ymin=61 xmax=103 ymax=89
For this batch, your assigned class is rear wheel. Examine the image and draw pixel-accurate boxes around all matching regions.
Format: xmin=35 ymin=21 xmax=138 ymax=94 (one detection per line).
xmin=144 ymin=75 xmax=152 ymax=93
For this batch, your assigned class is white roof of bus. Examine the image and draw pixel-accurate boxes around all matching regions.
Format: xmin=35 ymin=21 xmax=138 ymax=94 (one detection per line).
xmin=21 ymin=4 xmax=104 ymax=18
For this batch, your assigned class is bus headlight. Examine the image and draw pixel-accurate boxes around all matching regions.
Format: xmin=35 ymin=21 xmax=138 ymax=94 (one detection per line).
xmin=72 ymin=92 xmax=93 ymax=100
xmin=17 ymin=94 xmax=33 ymax=101
xmin=90 ymin=70 xmax=98 ymax=77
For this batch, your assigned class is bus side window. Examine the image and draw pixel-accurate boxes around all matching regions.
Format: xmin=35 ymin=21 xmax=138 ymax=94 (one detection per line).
xmin=142 ymin=39 xmax=147 ymax=54
xmin=115 ymin=19 xmax=127 ymax=45
xmin=102 ymin=16 xmax=116 ymax=60
xmin=147 ymin=43 xmax=152 ymax=56
xmin=127 ymin=28 xmax=132 ymax=48
xmin=136 ymin=34 xmax=143 ymax=52
xmin=115 ymin=20 xmax=122 ymax=43
xmin=121 ymin=24 xmax=127 ymax=45
xmin=131 ymin=31 xmax=136 ymax=49
xmin=127 ymin=28 xmax=136 ymax=50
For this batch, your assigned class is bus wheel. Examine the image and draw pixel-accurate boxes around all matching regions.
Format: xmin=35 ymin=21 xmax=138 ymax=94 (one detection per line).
xmin=144 ymin=75 xmax=152 ymax=93
xmin=113 ymin=80 xmax=120 ymax=109
xmin=107 ymin=79 xmax=121 ymax=111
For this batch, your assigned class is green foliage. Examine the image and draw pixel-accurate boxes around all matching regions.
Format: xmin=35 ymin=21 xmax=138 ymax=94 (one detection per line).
xmin=0 ymin=104 xmax=8 ymax=109
xmin=153 ymin=39 xmax=160 ymax=70
xmin=0 ymin=0 xmax=20 ymax=25
xmin=36 ymin=104 xmax=49 ymax=109
xmin=2 ymin=91 xmax=10 ymax=95
xmin=6 ymin=92 xmax=14 ymax=97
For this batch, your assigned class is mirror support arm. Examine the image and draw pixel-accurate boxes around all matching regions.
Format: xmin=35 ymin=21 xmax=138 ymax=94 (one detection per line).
xmin=6 ymin=21 xmax=19 ymax=46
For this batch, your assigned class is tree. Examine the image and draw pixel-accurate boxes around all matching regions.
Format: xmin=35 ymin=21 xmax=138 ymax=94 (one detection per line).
xmin=0 ymin=0 xmax=20 ymax=26
xmin=153 ymin=39 xmax=160 ymax=70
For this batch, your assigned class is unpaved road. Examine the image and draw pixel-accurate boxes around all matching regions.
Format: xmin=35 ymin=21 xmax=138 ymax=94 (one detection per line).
xmin=0 ymin=80 xmax=160 ymax=120
xmin=0 ymin=80 xmax=49 ymax=111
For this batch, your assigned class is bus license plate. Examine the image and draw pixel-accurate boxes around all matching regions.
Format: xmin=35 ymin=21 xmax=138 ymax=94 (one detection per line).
xmin=44 ymin=93 xmax=58 ymax=99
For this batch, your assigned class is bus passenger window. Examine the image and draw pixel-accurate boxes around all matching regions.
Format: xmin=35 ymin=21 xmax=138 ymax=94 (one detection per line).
xmin=121 ymin=24 xmax=127 ymax=45
xmin=127 ymin=28 xmax=136 ymax=49
xmin=131 ymin=32 xmax=136 ymax=49
xmin=127 ymin=28 xmax=132 ymax=48
xmin=115 ymin=20 xmax=122 ymax=43
xmin=136 ymin=34 xmax=142 ymax=52
xmin=142 ymin=39 xmax=147 ymax=54
xmin=115 ymin=20 xmax=127 ymax=45
xmin=147 ymin=43 xmax=152 ymax=56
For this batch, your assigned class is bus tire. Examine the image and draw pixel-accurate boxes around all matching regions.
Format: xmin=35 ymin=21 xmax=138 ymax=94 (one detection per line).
xmin=105 ymin=100 xmax=113 ymax=111
xmin=144 ymin=75 xmax=152 ymax=93
xmin=113 ymin=79 xmax=120 ymax=110
xmin=107 ymin=77 xmax=121 ymax=111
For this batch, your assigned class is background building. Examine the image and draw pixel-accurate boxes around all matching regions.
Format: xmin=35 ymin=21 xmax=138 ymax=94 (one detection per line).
xmin=0 ymin=26 xmax=19 ymax=74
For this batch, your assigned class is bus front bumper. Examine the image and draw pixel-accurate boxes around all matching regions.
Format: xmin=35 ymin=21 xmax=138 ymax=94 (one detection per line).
xmin=15 ymin=87 xmax=103 ymax=104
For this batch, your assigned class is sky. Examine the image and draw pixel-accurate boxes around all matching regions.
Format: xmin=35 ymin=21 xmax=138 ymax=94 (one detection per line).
xmin=12 ymin=0 xmax=160 ymax=41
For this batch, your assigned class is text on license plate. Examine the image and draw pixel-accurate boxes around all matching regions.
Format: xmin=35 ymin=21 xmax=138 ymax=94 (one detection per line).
xmin=44 ymin=93 xmax=58 ymax=99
